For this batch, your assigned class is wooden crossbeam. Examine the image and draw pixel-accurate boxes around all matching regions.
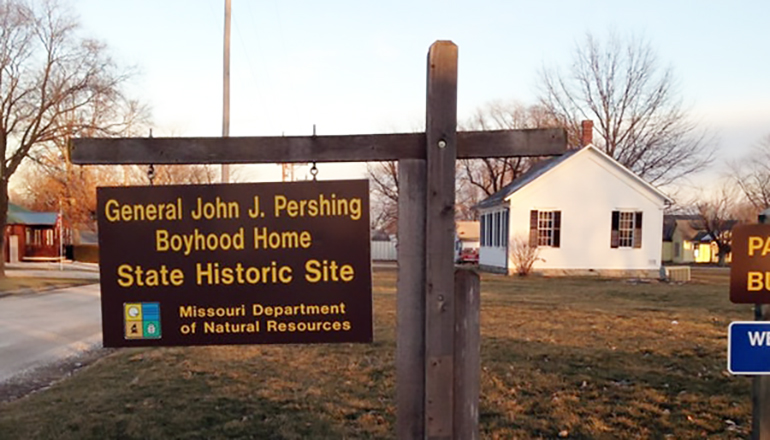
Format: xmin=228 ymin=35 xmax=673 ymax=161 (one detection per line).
xmin=68 ymin=128 xmax=566 ymax=165
xmin=70 ymin=40 xmax=569 ymax=440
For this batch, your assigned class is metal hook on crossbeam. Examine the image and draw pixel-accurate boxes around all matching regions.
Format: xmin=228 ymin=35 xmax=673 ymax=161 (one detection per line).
xmin=147 ymin=164 xmax=156 ymax=185
xmin=309 ymin=124 xmax=318 ymax=180
xmin=147 ymin=128 xmax=155 ymax=185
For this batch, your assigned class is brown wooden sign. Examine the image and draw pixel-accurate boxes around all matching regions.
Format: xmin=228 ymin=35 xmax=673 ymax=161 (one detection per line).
xmin=730 ymin=224 xmax=770 ymax=304
xmin=97 ymin=180 xmax=372 ymax=347
xmin=74 ymin=41 xmax=568 ymax=439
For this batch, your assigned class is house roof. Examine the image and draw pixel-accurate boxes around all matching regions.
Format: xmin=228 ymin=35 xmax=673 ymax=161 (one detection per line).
xmin=663 ymin=216 xmax=677 ymax=241
xmin=663 ymin=215 xmax=699 ymax=241
xmin=475 ymin=149 xmax=580 ymax=210
xmin=664 ymin=214 xmax=739 ymax=242
xmin=456 ymin=221 xmax=480 ymax=241
xmin=7 ymin=203 xmax=58 ymax=226
xmin=475 ymin=145 xmax=672 ymax=210
xmin=371 ymin=229 xmax=391 ymax=241
xmin=76 ymin=230 xmax=99 ymax=245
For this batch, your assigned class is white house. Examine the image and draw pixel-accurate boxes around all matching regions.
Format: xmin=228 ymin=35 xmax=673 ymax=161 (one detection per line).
xmin=476 ymin=145 xmax=672 ymax=277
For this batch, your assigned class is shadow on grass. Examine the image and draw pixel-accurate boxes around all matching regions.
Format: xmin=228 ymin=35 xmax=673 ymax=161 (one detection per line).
xmin=0 ymin=345 xmax=395 ymax=440
xmin=29 ymin=393 xmax=343 ymax=440
xmin=480 ymin=336 xmax=750 ymax=439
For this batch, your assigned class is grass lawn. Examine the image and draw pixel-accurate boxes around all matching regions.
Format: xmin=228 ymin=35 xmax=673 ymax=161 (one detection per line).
xmin=0 ymin=267 xmax=753 ymax=439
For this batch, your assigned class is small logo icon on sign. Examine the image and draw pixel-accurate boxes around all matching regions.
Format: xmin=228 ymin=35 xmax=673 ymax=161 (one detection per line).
xmin=124 ymin=302 xmax=161 ymax=340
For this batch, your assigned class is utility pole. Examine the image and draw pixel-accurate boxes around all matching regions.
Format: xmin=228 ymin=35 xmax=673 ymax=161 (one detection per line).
xmin=221 ymin=0 xmax=231 ymax=183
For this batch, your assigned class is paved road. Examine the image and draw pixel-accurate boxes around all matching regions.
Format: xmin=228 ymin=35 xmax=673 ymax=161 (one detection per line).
xmin=0 ymin=282 xmax=102 ymax=384
xmin=0 ymin=261 xmax=396 ymax=384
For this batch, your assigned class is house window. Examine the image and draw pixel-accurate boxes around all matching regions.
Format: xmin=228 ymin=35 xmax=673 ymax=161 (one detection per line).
xmin=486 ymin=213 xmax=492 ymax=247
xmin=500 ymin=210 xmax=508 ymax=248
xmin=538 ymin=211 xmax=555 ymax=246
xmin=618 ymin=212 xmax=635 ymax=247
xmin=495 ymin=211 xmax=505 ymax=247
xmin=529 ymin=210 xmax=561 ymax=248
xmin=45 ymin=229 xmax=54 ymax=246
xmin=611 ymin=211 xmax=642 ymax=248
xmin=33 ymin=229 xmax=42 ymax=246
xmin=481 ymin=210 xmax=508 ymax=248
xmin=482 ymin=213 xmax=493 ymax=247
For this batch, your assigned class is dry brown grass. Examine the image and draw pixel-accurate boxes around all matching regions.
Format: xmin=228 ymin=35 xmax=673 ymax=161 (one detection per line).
xmin=0 ymin=267 xmax=752 ymax=439
xmin=0 ymin=277 xmax=94 ymax=296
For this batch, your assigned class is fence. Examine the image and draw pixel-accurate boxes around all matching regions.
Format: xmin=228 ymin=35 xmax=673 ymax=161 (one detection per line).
xmin=372 ymin=240 xmax=397 ymax=261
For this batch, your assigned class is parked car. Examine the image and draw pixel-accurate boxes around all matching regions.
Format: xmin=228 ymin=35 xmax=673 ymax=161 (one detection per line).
xmin=456 ymin=247 xmax=479 ymax=264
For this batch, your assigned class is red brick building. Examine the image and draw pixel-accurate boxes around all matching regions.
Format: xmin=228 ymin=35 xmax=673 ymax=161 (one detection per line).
xmin=4 ymin=203 xmax=61 ymax=262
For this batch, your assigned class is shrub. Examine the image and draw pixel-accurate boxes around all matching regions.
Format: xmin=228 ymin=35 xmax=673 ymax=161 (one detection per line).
xmin=509 ymin=236 xmax=542 ymax=276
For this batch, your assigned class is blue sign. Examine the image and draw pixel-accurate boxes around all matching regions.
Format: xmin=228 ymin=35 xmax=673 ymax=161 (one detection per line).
xmin=728 ymin=322 xmax=770 ymax=375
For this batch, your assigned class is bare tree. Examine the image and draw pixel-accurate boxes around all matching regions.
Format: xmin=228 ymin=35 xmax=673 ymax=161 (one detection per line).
xmin=147 ymin=164 xmax=218 ymax=186
xmin=13 ymin=162 xmax=121 ymax=232
xmin=0 ymin=0 xmax=142 ymax=275
xmin=366 ymin=102 xmax=560 ymax=225
xmin=367 ymin=161 xmax=398 ymax=232
xmin=686 ymin=183 xmax=742 ymax=266
xmin=729 ymin=134 xmax=770 ymax=212
xmin=15 ymin=160 xmax=218 ymax=235
xmin=458 ymin=101 xmax=559 ymax=199
xmin=538 ymin=31 xmax=714 ymax=186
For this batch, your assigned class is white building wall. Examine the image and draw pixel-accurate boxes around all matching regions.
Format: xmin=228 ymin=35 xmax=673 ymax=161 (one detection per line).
xmin=478 ymin=207 xmax=509 ymax=271
xmin=479 ymin=240 xmax=507 ymax=269
xmin=506 ymin=150 xmax=665 ymax=273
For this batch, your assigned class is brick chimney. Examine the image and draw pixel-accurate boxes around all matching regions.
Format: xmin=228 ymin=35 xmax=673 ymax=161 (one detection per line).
xmin=580 ymin=120 xmax=593 ymax=147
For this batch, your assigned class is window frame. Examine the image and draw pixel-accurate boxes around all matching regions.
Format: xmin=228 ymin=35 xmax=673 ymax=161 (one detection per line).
xmin=611 ymin=210 xmax=643 ymax=249
xmin=617 ymin=211 xmax=635 ymax=248
xmin=530 ymin=210 xmax=561 ymax=248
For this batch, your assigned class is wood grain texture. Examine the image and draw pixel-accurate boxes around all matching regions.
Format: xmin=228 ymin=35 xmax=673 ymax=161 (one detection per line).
xmin=68 ymin=129 xmax=566 ymax=165
xmin=396 ymin=159 xmax=427 ymax=440
xmin=424 ymin=40 xmax=458 ymax=440
xmin=754 ymin=211 xmax=770 ymax=440
xmin=454 ymin=269 xmax=480 ymax=440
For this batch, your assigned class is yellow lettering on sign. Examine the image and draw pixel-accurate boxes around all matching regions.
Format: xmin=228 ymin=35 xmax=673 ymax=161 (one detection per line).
xmin=104 ymin=198 xmax=183 ymax=222
xmin=273 ymin=194 xmax=362 ymax=220
xmin=746 ymin=271 xmax=770 ymax=292
xmin=748 ymin=272 xmax=764 ymax=291
xmin=305 ymin=259 xmax=355 ymax=283
xmin=190 ymin=196 xmax=240 ymax=220
xmin=748 ymin=236 xmax=770 ymax=257
xmin=117 ymin=264 xmax=184 ymax=287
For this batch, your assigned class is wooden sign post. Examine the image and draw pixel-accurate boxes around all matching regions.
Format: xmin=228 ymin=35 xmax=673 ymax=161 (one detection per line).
xmin=755 ymin=305 xmax=770 ymax=440
xmin=753 ymin=210 xmax=770 ymax=440
xmin=70 ymin=41 xmax=567 ymax=439
xmin=729 ymin=218 xmax=770 ymax=439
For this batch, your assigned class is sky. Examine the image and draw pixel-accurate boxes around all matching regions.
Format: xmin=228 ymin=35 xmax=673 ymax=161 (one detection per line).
xmin=71 ymin=0 xmax=770 ymax=189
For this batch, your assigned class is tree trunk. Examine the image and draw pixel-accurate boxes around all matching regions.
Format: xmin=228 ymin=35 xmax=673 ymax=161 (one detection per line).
xmin=0 ymin=179 xmax=9 ymax=278
xmin=718 ymin=249 xmax=727 ymax=267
